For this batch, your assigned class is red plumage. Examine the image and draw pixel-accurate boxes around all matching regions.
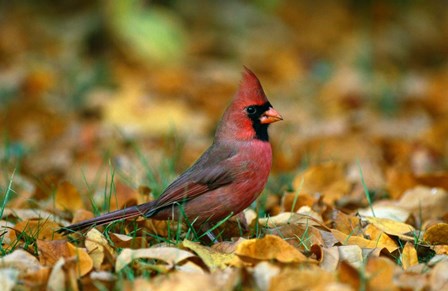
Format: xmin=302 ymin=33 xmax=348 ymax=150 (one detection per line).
xmin=60 ymin=67 xmax=282 ymax=233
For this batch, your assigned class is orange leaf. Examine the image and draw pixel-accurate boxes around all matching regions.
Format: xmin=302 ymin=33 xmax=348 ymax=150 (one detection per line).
xmin=235 ymin=235 xmax=311 ymax=263
xmin=401 ymin=242 xmax=418 ymax=270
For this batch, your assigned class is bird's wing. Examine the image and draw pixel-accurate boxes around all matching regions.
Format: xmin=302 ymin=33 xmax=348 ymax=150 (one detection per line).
xmin=148 ymin=143 xmax=237 ymax=214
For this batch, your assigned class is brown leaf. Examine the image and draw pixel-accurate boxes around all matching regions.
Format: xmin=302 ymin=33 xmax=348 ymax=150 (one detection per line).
xmin=235 ymin=235 xmax=311 ymax=263
xmin=338 ymin=260 xmax=360 ymax=290
xmin=37 ymin=240 xmax=93 ymax=277
xmin=108 ymin=232 xmax=148 ymax=249
xmin=424 ymin=223 xmax=448 ymax=245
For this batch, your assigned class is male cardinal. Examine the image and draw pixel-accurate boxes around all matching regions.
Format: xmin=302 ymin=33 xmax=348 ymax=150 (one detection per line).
xmin=60 ymin=67 xmax=282 ymax=234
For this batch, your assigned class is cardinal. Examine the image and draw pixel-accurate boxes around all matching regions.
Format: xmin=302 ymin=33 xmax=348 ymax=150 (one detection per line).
xmin=60 ymin=67 xmax=282 ymax=235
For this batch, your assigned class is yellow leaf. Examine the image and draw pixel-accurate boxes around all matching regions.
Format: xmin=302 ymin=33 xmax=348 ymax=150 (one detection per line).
xmin=401 ymin=242 xmax=418 ymax=270
xmin=55 ymin=181 xmax=83 ymax=212
xmin=182 ymin=239 xmax=241 ymax=271
xmin=331 ymin=229 xmax=398 ymax=252
xmin=85 ymin=228 xmax=116 ymax=270
xmin=363 ymin=216 xmax=415 ymax=240
xmin=235 ymin=235 xmax=311 ymax=263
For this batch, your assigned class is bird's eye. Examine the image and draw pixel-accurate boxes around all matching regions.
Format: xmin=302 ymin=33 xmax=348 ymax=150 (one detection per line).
xmin=246 ymin=106 xmax=256 ymax=114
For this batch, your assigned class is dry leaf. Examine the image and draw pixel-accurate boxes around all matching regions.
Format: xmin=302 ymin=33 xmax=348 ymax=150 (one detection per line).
xmin=13 ymin=219 xmax=64 ymax=241
xmin=424 ymin=223 xmax=448 ymax=245
xmin=292 ymin=162 xmax=350 ymax=204
xmin=433 ymin=245 xmax=448 ymax=255
xmin=331 ymin=229 xmax=398 ymax=252
xmin=115 ymin=247 xmax=195 ymax=272
xmin=397 ymin=186 xmax=448 ymax=220
xmin=108 ymin=232 xmax=148 ymax=249
xmin=0 ymin=269 xmax=18 ymax=291
xmin=357 ymin=204 xmax=410 ymax=222
xmin=0 ymin=249 xmax=42 ymax=273
xmin=337 ymin=245 xmax=364 ymax=269
xmin=252 ymin=262 xmax=280 ymax=291
xmin=269 ymin=266 xmax=337 ymax=291
xmin=85 ymin=228 xmax=116 ymax=270
xmin=429 ymin=260 xmax=448 ymax=291
xmin=47 ymin=258 xmax=66 ymax=291
xmin=258 ymin=212 xmax=321 ymax=228
xmin=235 ymin=234 xmax=310 ymax=263
xmin=362 ymin=216 xmax=415 ymax=240
xmin=319 ymin=246 xmax=340 ymax=272
xmin=182 ymin=239 xmax=241 ymax=270
xmin=55 ymin=181 xmax=83 ymax=212
xmin=338 ymin=260 xmax=360 ymax=290
xmin=37 ymin=240 xmax=93 ymax=277
xmin=364 ymin=224 xmax=399 ymax=252
xmin=366 ymin=256 xmax=397 ymax=290
xmin=401 ymin=242 xmax=418 ymax=270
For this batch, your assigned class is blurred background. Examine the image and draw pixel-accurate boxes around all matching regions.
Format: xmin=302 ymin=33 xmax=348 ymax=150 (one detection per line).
xmin=1 ymin=0 xmax=448 ymax=203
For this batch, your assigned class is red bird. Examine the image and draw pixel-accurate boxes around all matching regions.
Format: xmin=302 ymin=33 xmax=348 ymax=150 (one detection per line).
xmin=61 ymin=67 xmax=282 ymax=234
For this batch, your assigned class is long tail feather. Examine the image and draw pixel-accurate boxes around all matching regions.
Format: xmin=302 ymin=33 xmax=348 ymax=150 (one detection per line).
xmin=58 ymin=201 xmax=157 ymax=234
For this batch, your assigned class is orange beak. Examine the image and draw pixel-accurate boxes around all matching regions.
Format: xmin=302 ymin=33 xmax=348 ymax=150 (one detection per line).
xmin=260 ymin=107 xmax=283 ymax=124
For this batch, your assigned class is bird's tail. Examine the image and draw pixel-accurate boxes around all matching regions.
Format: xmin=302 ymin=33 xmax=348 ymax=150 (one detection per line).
xmin=58 ymin=201 xmax=157 ymax=234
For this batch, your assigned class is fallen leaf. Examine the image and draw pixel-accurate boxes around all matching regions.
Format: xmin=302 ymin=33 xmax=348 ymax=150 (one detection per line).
xmin=362 ymin=216 xmax=415 ymax=240
xmin=396 ymin=186 xmax=448 ymax=220
xmin=292 ymin=162 xmax=351 ymax=204
xmin=338 ymin=260 xmax=360 ymax=290
xmin=0 ymin=269 xmax=18 ymax=291
xmin=401 ymin=242 xmax=418 ymax=270
xmin=429 ymin=260 xmax=448 ymax=291
xmin=115 ymin=247 xmax=195 ymax=272
xmin=366 ymin=256 xmax=397 ymax=290
xmin=331 ymin=229 xmax=398 ymax=252
xmin=252 ymin=262 xmax=280 ymax=291
xmin=235 ymin=234 xmax=310 ymax=263
xmin=182 ymin=239 xmax=241 ymax=270
xmin=85 ymin=228 xmax=116 ymax=270
xmin=55 ymin=181 xmax=84 ymax=212
xmin=37 ymin=240 xmax=93 ymax=277
xmin=364 ymin=224 xmax=399 ymax=252
xmin=424 ymin=223 xmax=448 ymax=245
xmin=337 ymin=245 xmax=364 ymax=269
xmin=269 ymin=266 xmax=337 ymax=291
xmin=258 ymin=212 xmax=322 ymax=228
xmin=13 ymin=219 xmax=64 ymax=241
xmin=0 ymin=249 xmax=42 ymax=273
xmin=433 ymin=245 xmax=448 ymax=255
xmin=108 ymin=232 xmax=148 ymax=249
xmin=47 ymin=258 xmax=66 ymax=291
xmin=319 ymin=246 xmax=340 ymax=272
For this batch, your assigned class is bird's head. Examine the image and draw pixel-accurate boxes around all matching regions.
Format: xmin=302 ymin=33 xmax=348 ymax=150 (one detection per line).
xmin=216 ymin=67 xmax=282 ymax=142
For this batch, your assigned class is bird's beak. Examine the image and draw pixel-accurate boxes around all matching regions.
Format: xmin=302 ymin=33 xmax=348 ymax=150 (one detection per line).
xmin=260 ymin=107 xmax=283 ymax=124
